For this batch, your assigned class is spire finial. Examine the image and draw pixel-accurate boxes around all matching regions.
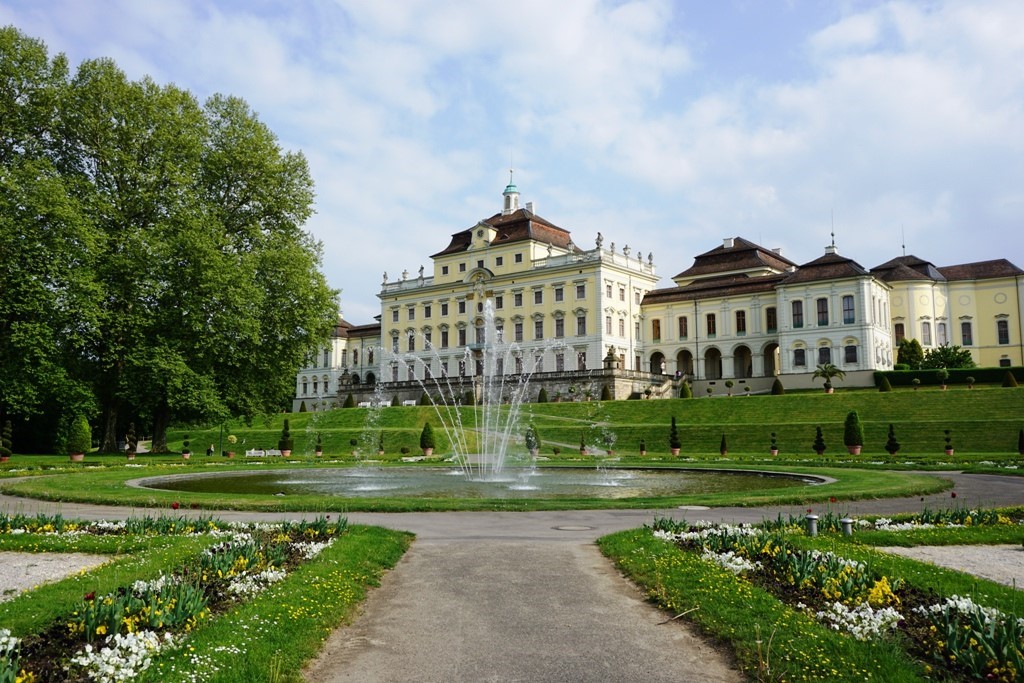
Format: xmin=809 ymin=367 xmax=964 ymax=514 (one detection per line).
xmin=901 ymin=224 xmax=906 ymax=256
xmin=831 ymin=209 xmax=835 ymax=248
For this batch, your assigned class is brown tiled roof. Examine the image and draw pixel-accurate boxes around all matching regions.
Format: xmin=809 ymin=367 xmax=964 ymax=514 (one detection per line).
xmin=643 ymin=273 xmax=788 ymax=304
xmin=871 ymin=255 xmax=946 ymax=281
xmin=346 ymin=323 xmax=382 ymax=338
xmin=937 ymin=259 xmax=1024 ymax=280
xmin=781 ymin=250 xmax=870 ymax=285
xmin=672 ymin=236 xmax=797 ymax=281
xmin=431 ymin=209 xmax=576 ymax=258
xmin=330 ymin=319 xmax=355 ymax=338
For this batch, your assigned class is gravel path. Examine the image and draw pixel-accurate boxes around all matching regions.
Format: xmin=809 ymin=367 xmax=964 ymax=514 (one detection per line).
xmin=879 ymin=544 xmax=1024 ymax=588
xmin=0 ymin=552 xmax=108 ymax=602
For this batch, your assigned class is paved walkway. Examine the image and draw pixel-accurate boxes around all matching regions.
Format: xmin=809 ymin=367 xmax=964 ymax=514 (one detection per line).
xmin=2 ymin=472 xmax=1022 ymax=681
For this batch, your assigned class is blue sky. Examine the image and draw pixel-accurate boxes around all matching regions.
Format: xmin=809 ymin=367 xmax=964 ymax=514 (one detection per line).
xmin=3 ymin=0 xmax=1022 ymax=322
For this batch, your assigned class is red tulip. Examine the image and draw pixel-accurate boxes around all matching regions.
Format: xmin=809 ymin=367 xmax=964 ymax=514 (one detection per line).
xmin=171 ymin=501 xmax=180 ymax=510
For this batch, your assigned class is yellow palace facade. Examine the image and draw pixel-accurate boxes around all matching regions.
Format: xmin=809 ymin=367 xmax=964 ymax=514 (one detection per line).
xmin=294 ymin=184 xmax=1023 ymax=410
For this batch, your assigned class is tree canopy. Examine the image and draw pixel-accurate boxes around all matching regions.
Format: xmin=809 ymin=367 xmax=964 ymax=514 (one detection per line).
xmin=0 ymin=26 xmax=338 ymax=452
xmin=920 ymin=344 xmax=976 ymax=370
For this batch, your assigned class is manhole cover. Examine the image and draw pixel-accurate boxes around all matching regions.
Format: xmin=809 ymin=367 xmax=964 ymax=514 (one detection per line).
xmin=553 ymin=525 xmax=595 ymax=531
xmin=677 ymin=505 xmax=710 ymax=510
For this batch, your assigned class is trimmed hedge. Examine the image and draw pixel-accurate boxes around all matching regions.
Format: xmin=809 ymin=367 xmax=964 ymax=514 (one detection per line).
xmin=875 ymin=367 xmax=1024 ymax=387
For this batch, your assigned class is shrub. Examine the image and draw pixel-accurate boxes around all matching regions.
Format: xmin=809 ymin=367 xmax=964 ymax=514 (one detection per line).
xmin=1018 ymin=429 xmax=1024 ymax=456
xmin=966 ymin=376 xmax=976 ymax=388
xmin=525 ymin=424 xmax=540 ymax=451
xmin=885 ymin=424 xmax=900 ymax=455
xmin=463 ymin=391 xmax=476 ymax=406
xmin=1003 ymin=371 xmax=1019 ymax=388
xmin=812 ymin=426 xmax=826 ymax=454
xmin=552 ymin=446 xmax=561 ymax=456
xmin=580 ymin=433 xmax=587 ymax=451
xmin=66 ymin=415 xmax=92 ymax=455
xmin=679 ymin=382 xmax=692 ymax=399
xmin=944 ymin=429 xmax=953 ymax=451
xmin=391 ymin=395 xmax=400 ymax=407
xmin=843 ymin=411 xmax=864 ymax=447
xmin=299 ymin=401 xmax=307 ymax=412
xmin=537 ymin=387 xmax=548 ymax=403
xmin=769 ymin=432 xmax=778 ymax=452
xmin=181 ymin=432 xmax=190 ymax=454
xmin=639 ymin=438 xmax=646 ymax=453
xmin=419 ymin=423 xmax=436 ymax=450
xmin=719 ymin=433 xmax=727 ymax=454
xmin=125 ymin=422 xmax=138 ymax=454
xmin=877 ymin=375 xmax=893 ymax=392
xmin=770 ymin=378 xmax=785 ymax=395
xmin=936 ymin=368 xmax=950 ymax=385
xmin=669 ymin=417 xmax=681 ymax=450
xmin=600 ymin=384 xmax=612 ymax=401
xmin=893 ymin=363 xmax=911 ymax=371
xmin=400 ymin=446 xmax=410 ymax=454
xmin=316 ymin=433 xmax=323 ymax=452
xmin=278 ymin=419 xmax=293 ymax=452
xmin=419 ymin=391 xmax=431 ymax=405
xmin=343 ymin=394 xmax=355 ymax=408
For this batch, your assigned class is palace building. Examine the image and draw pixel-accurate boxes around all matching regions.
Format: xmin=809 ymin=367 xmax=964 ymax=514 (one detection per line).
xmin=293 ymin=183 xmax=1023 ymax=410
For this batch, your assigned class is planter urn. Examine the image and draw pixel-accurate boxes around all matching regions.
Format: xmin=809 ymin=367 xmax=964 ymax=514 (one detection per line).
xmin=847 ymin=446 xmax=862 ymax=455
xmin=69 ymin=452 xmax=84 ymax=462
xmin=670 ymin=448 xmax=680 ymax=456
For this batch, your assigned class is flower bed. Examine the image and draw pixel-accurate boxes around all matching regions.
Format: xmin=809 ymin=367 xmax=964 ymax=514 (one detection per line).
xmin=651 ymin=516 xmax=1024 ymax=681
xmin=0 ymin=513 xmax=349 ymax=682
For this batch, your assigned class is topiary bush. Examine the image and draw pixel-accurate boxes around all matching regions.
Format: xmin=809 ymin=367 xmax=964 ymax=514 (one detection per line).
xmin=878 ymin=375 xmax=893 ymax=392
xmin=1003 ymin=371 xmax=1019 ymax=388
xmin=537 ymin=387 xmax=548 ymax=403
xmin=525 ymin=424 xmax=540 ymax=452
xmin=679 ymin=382 xmax=692 ymax=399
xmin=669 ymin=417 xmax=681 ymax=451
xmin=843 ymin=411 xmax=864 ymax=447
xmin=391 ymin=395 xmax=400 ymax=407
xmin=419 ymin=391 xmax=431 ymax=405
xmin=0 ymin=420 xmax=12 ymax=459
xmin=600 ymin=384 xmax=612 ymax=401
xmin=719 ymin=433 xmax=728 ymax=454
xmin=771 ymin=378 xmax=785 ymax=395
xmin=1018 ymin=429 xmax=1024 ymax=456
xmin=463 ymin=391 xmax=476 ymax=406
xmin=278 ymin=419 xmax=293 ymax=452
xmin=812 ymin=426 xmax=826 ymax=455
xmin=419 ymin=423 xmax=436 ymax=451
xmin=885 ymin=424 xmax=900 ymax=455
xmin=66 ymin=415 xmax=92 ymax=456
xmin=343 ymin=394 xmax=355 ymax=408
xmin=125 ymin=422 xmax=138 ymax=454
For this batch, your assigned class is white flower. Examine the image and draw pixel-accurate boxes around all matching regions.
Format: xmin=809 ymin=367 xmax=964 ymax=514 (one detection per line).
xmin=815 ymin=601 xmax=903 ymax=640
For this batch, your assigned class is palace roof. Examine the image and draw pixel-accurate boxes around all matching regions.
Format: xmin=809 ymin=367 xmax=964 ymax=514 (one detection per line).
xmin=871 ymin=255 xmax=946 ymax=282
xmin=643 ymin=273 xmax=787 ymax=304
xmin=431 ymin=208 xmax=576 ymax=258
xmin=780 ymin=249 xmax=871 ymax=285
xmin=938 ymin=259 xmax=1024 ymax=280
xmin=671 ymin=236 xmax=797 ymax=283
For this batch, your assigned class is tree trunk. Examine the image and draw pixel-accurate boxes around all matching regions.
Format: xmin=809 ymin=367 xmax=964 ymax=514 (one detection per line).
xmin=100 ymin=403 xmax=119 ymax=453
xmin=151 ymin=404 xmax=171 ymax=453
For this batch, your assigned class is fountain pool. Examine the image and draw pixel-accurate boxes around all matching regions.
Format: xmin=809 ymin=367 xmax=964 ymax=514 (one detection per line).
xmin=138 ymin=467 xmax=822 ymax=500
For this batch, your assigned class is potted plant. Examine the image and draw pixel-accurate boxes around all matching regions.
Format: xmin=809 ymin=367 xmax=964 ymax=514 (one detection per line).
xmin=0 ymin=420 xmax=13 ymax=462
xmin=769 ymin=432 xmax=778 ymax=456
xmin=278 ymin=419 xmax=294 ymax=457
xmin=639 ymin=438 xmax=647 ymax=457
xmin=706 ymin=386 xmax=713 ymax=397
xmin=936 ymin=368 xmax=950 ymax=390
xmin=579 ymin=433 xmax=587 ymax=456
xmin=315 ymin=432 xmax=323 ymax=457
xmin=552 ymin=446 xmax=561 ymax=456
xmin=843 ymin=411 xmax=864 ymax=455
xmin=181 ymin=432 xmax=191 ymax=459
xmin=812 ymin=426 xmax=826 ymax=456
xmin=603 ymin=432 xmax=615 ymax=455
xmin=744 ymin=386 xmax=751 ymax=397
xmin=525 ymin=425 xmax=540 ymax=456
xmin=419 ymin=422 xmax=436 ymax=456
xmin=669 ymin=417 xmax=681 ymax=456
xmin=885 ymin=424 xmax=900 ymax=456
xmin=943 ymin=429 xmax=954 ymax=455
xmin=719 ymin=433 xmax=728 ymax=456
xmin=226 ymin=434 xmax=237 ymax=458
xmin=350 ymin=438 xmax=359 ymax=456
xmin=812 ymin=363 xmax=845 ymax=393
xmin=966 ymin=376 xmax=975 ymax=390
xmin=724 ymin=380 xmax=734 ymax=397
xmin=66 ymin=415 xmax=91 ymax=462
xmin=377 ymin=432 xmax=385 ymax=455
xmin=911 ymin=378 xmax=921 ymax=391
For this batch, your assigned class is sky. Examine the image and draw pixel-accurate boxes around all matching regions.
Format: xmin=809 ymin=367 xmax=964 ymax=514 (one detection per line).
xmin=3 ymin=0 xmax=1022 ymax=322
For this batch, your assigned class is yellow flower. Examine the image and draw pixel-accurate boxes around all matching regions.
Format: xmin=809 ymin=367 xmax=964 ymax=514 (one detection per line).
xmin=95 ymin=624 xmax=107 ymax=635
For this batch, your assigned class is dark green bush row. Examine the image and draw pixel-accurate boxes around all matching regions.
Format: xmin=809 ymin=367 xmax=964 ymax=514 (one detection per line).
xmin=875 ymin=367 xmax=1023 ymax=387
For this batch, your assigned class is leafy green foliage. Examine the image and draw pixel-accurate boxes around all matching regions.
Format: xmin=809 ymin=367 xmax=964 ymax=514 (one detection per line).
xmin=524 ymin=424 xmax=540 ymax=451
xmin=669 ymin=416 xmax=681 ymax=450
xmin=877 ymin=375 xmax=892 ymax=392
xmin=536 ymin=387 xmax=548 ymax=403
xmin=770 ymin=378 xmax=785 ymax=395
xmin=885 ymin=424 xmax=900 ymax=455
xmin=1003 ymin=371 xmax=1019 ymax=388
xmin=343 ymin=394 xmax=355 ymax=408
xmin=812 ymin=426 xmax=826 ymax=454
xmin=896 ymin=338 xmax=925 ymax=369
xmin=679 ymin=381 xmax=692 ymax=398
xmin=0 ymin=420 xmax=12 ymax=458
xmin=278 ymin=419 xmax=293 ymax=452
xmin=419 ymin=391 xmax=431 ymax=406
xmin=65 ymin=415 xmax=91 ymax=455
xmin=719 ymin=433 xmax=727 ymax=454
xmin=921 ymin=344 xmax=975 ymax=369
xmin=600 ymin=384 xmax=612 ymax=401
xmin=813 ymin=363 xmax=845 ymax=390
xmin=419 ymin=423 xmax=435 ymax=450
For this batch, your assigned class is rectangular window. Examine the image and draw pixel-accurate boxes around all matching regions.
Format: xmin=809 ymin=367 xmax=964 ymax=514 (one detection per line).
xmin=635 ymin=291 xmax=641 ymax=305
xmin=534 ymin=319 xmax=544 ymax=339
xmin=458 ymin=301 xmax=466 ymax=314
xmin=766 ymin=307 xmax=777 ymax=333
xmin=576 ymin=284 xmax=586 ymax=299
xmin=392 ymin=310 xmax=399 ymax=323
xmin=534 ymin=355 xmax=543 ymax=373
xmin=459 ymin=263 xmax=466 ymax=272
xmin=735 ymin=311 xmax=746 ymax=335
xmin=515 ymin=253 xmax=523 ymax=263
xmin=392 ymin=366 xmax=399 ymax=382
xmin=514 ymin=322 xmax=523 ymax=342
xmin=424 ymin=305 xmax=431 ymax=318
xmin=555 ymin=353 xmax=565 ymax=372
xmin=496 ymin=357 xmax=503 ymax=375
xmin=408 ymin=308 xmax=415 ymax=321
xmin=817 ymin=298 xmax=829 ymax=326
xmin=477 ymin=260 xmax=484 ymax=269
xmin=554 ymin=287 xmax=564 ymax=302
xmin=619 ymin=318 xmax=625 ymax=336
xmin=706 ymin=313 xmax=717 ymax=337
xmin=458 ymin=328 xmax=466 ymax=346
xmin=794 ymin=349 xmax=806 ymax=367
xmin=514 ymin=356 xmax=523 ymax=373
xmin=424 ymin=330 xmax=432 ymax=346
xmin=495 ymin=295 xmax=503 ymax=309
xmin=894 ymin=322 xmax=905 ymax=343
xmin=475 ymin=326 xmax=485 ymax=344
xmin=606 ymin=316 xmax=612 ymax=334
xmin=323 ymin=349 xmax=330 ymax=367
xmin=459 ymin=360 xmax=466 ymax=377
xmin=635 ymin=321 xmax=641 ymax=339
xmin=407 ymin=334 xmax=415 ymax=352
xmin=605 ymin=284 xmax=612 ymax=298
xmin=391 ymin=337 xmax=399 ymax=353
xmin=792 ymin=301 xmax=803 ymax=328
xmin=441 ymin=361 xmax=448 ymax=376
xmin=922 ymin=321 xmax=932 ymax=346
xmin=998 ymin=319 xmax=1010 ymax=344
xmin=577 ymin=351 xmax=587 ymax=370
xmin=619 ymin=287 xmax=625 ymax=301
xmin=442 ymin=266 xmax=449 ymax=275
xmin=555 ymin=318 xmax=564 ymax=338
xmin=441 ymin=329 xmax=449 ymax=348
xmin=845 ymin=345 xmax=858 ymax=363
xmin=576 ymin=315 xmax=586 ymax=336
xmin=495 ymin=325 xmax=503 ymax=342
xmin=961 ymin=321 xmax=973 ymax=346
xmin=937 ymin=322 xmax=947 ymax=345
xmin=818 ymin=346 xmax=832 ymax=365
xmin=407 ymin=367 xmax=415 ymax=381
xmin=652 ymin=319 xmax=661 ymax=341
xmin=441 ymin=302 xmax=449 ymax=316
xmin=534 ymin=290 xmax=543 ymax=305
xmin=495 ymin=256 xmax=503 ymax=266
xmin=514 ymin=293 xmax=523 ymax=307
xmin=842 ymin=295 xmax=855 ymax=324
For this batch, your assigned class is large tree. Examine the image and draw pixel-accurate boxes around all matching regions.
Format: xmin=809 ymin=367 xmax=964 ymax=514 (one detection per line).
xmin=0 ymin=27 xmax=337 ymax=451
xmin=921 ymin=344 xmax=975 ymax=370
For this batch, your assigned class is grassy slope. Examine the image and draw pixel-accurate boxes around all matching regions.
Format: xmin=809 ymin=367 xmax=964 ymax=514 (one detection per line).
xmin=165 ymin=386 xmax=1024 ymax=457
